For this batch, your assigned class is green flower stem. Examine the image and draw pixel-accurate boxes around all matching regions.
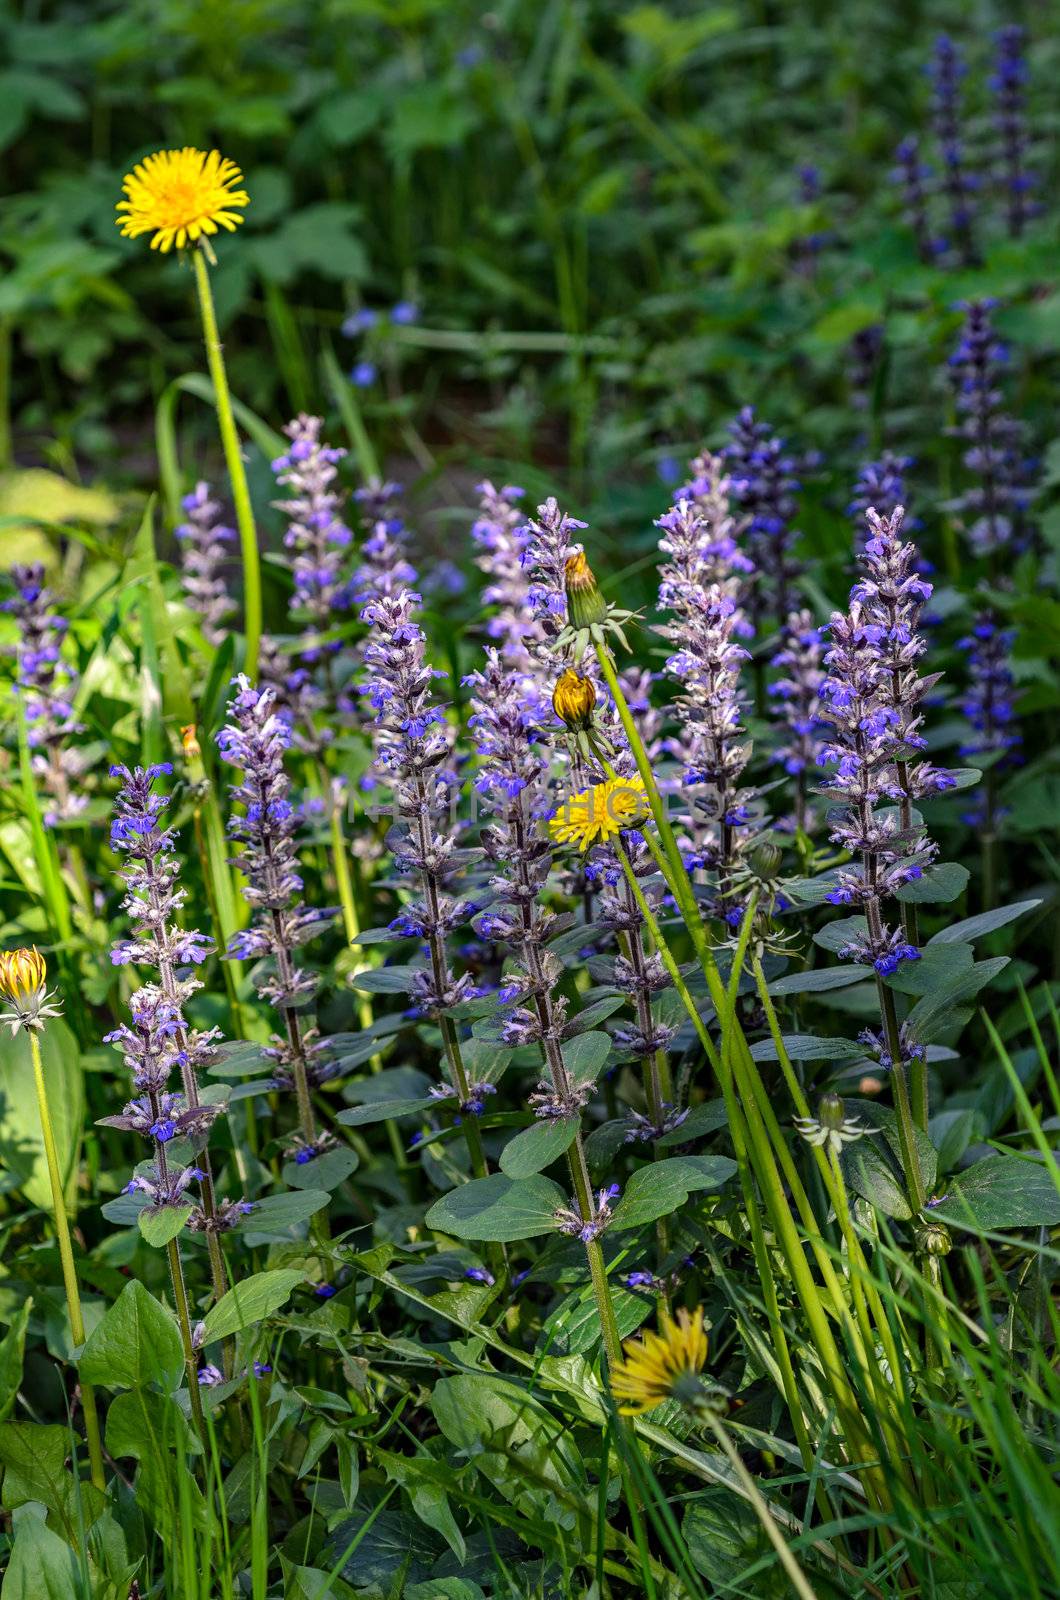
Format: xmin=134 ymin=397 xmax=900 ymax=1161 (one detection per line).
xmin=876 ymin=977 xmax=926 ymax=1213
xmin=29 ymin=1030 xmax=106 ymax=1491
xmin=192 ymin=245 xmax=262 ymax=681
xmin=167 ymin=1236 xmax=207 ymax=1441
xmin=612 ymin=852 xmax=822 ymax=1473
xmin=752 ymin=956 xmax=912 ymax=1407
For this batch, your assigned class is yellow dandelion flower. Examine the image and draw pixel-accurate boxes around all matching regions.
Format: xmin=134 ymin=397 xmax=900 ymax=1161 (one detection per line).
xmin=610 ymin=1306 xmax=709 ymax=1415
xmin=548 ymin=774 xmax=648 ymax=851
xmin=116 ymin=147 xmax=249 ymax=253
xmin=552 ymin=669 xmax=597 ymax=730
xmin=0 ymin=947 xmax=62 ymax=1034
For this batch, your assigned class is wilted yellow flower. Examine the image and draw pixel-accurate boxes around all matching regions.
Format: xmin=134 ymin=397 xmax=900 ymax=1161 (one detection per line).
xmin=548 ymin=775 xmax=648 ymax=851
xmin=563 ymin=548 xmax=607 ymax=630
xmin=0 ymin=947 xmax=61 ymax=1034
xmin=552 ymin=669 xmax=597 ymax=731
xmin=116 ymin=147 xmax=249 ymax=253
xmin=610 ymin=1307 xmax=709 ymax=1415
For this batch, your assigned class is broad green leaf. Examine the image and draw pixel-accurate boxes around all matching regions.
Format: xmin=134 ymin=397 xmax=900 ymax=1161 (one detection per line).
xmin=201 ymin=1268 xmax=305 ymax=1341
xmin=350 ymin=965 xmax=419 ymax=993
xmin=931 ymin=1156 xmax=1060 ymax=1231
xmin=138 ymin=1205 xmax=194 ymax=1248
xmin=282 ymin=1145 xmax=359 ymax=1190
xmin=542 ymin=1280 xmax=653 ymax=1356
xmin=0 ymin=1302 xmax=31 ymax=1422
xmin=883 ymin=943 xmax=975 ymax=996
xmin=0 ymin=1018 xmax=83 ymax=1211
xmin=566 ymin=997 xmax=625 ymax=1035
xmin=906 ymin=957 xmax=1010 ymax=1040
xmin=749 ymin=1034 xmax=867 ymax=1063
xmin=239 ymin=1188 xmax=330 ymax=1240
xmin=0 ymin=1423 xmax=106 ymax=1540
xmin=323 ymin=1505 xmax=442 ymax=1591
xmin=79 ymin=1280 xmax=184 ymax=1392
xmin=338 ymin=1097 xmax=434 ymax=1127
xmin=611 ymin=1156 xmax=736 ymax=1229
xmin=768 ymin=965 xmax=873 ymax=995
xmin=683 ymin=1490 xmax=788 ymax=1597
xmin=928 ymin=899 xmax=1041 ymax=945
xmin=657 ymin=1099 xmax=727 ymax=1145
xmin=405 ymin=1581 xmax=485 ymax=1600
xmin=841 ymin=1137 xmax=912 ymax=1220
xmin=425 ymin=1174 xmax=565 ymax=1242
xmin=499 ymin=1118 xmax=579 ymax=1178
xmin=895 ymin=861 xmax=970 ymax=904
xmin=106 ymin=1389 xmax=203 ymax=1528
xmin=561 ymin=1030 xmax=613 ymax=1085
xmin=2 ymin=1506 xmax=82 ymax=1600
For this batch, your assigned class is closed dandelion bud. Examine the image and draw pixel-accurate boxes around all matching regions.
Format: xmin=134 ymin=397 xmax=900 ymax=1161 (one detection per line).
xmin=564 ymin=550 xmax=607 ymax=630
xmin=818 ymin=1092 xmax=846 ymax=1130
xmin=181 ymin=723 xmax=202 ymax=760
xmin=552 ymin=669 xmax=597 ymax=730
xmin=0 ymin=947 xmax=61 ymax=1034
xmin=750 ymin=841 xmax=783 ymax=882
xmin=915 ymin=1219 xmax=952 ymax=1258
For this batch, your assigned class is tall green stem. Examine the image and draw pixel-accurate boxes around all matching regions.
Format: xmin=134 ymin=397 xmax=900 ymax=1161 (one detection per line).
xmin=167 ymin=1237 xmax=207 ymax=1440
xmin=29 ymin=1031 xmax=106 ymax=1491
xmin=191 ymin=245 xmax=262 ymax=680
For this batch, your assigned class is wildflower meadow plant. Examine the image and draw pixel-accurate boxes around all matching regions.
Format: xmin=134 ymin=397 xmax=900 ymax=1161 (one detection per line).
xmin=175 ymin=481 xmax=236 ymax=646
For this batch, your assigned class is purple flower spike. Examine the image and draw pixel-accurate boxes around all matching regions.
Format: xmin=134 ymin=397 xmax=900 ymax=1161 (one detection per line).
xmin=175 ymin=482 xmax=236 ymax=646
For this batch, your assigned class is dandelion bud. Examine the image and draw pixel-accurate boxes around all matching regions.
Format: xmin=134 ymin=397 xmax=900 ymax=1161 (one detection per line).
xmin=0 ymin=947 xmax=61 ymax=1034
xmin=564 ymin=550 xmax=607 ymax=630
xmin=181 ymin=723 xmax=202 ymax=760
xmin=552 ymin=669 xmax=597 ymax=730
xmin=750 ymin=841 xmax=783 ymax=881
xmin=817 ymin=1091 xmax=846 ymax=1130
xmin=915 ymin=1219 xmax=952 ymax=1258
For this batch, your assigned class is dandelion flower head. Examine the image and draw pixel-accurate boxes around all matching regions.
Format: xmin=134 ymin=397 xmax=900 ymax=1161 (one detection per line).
xmin=117 ymin=147 xmax=249 ymax=253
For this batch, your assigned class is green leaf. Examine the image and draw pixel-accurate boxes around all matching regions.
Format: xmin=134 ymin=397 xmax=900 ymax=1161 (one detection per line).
xmin=927 ymin=899 xmax=1041 ymax=945
xmin=683 ymin=1490 xmax=788 ymax=1597
xmin=749 ymin=1034 xmax=867 ymax=1063
xmin=895 ymin=861 xmax=970 ymax=904
xmin=337 ymin=1096 xmax=434 ymax=1127
xmin=611 ymin=1156 xmax=736 ymax=1229
xmin=657 ymin=1099 xmax=727 ymax=1145
xmin=883 ymin=943 xmax=975 ymax=995
xmin=138 ymin=1205 xmax=194 ymax=1248
xmin=281 ymin=1146 xmax=359 ymax=1190
xmin=905 ymin=957 xmax=1010 ymax=1040
xmin=425 ymin=1174 xmax=565 ymax=1242
xmin=0 ymin=1422 xmax=106 ymax=1539
xmin=930 ymin=1156 xmax=1060 ymax=1231
xmin=0 ymin=1018 xmax=83 ymax=1211
xmin=561 ymin=1030 xmax=613 ymax=1085
xmin=841 ymin=1137 xmax=912 ymax=1220
xmin=0 ymin=1301 xmax=32 ymax=1422
xmin=2 ymin=1506 xmax=82 ymax=1600
xmin=350 ymin=965 xmax=419 ymax=993
xmin=239 ymin=1188 xmax=330 ymax=1240
xmin=79 ymin=1280 xmax=184 ymax=1392
xmin=565 ymin=997 xmax=625 ymax=1035
xmin=499 ymin=1117 xmax=580 ymax=1178
xmin=201 ymin=1268 xmax=305 ymax=1342
xmin=106 ymin=1390 xmax=203 ymax=1528
xmin=768 ymin=965 xmax=873 ymax=995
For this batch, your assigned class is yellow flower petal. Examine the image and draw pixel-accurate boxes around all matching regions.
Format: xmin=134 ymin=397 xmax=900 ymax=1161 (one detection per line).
xmin=116 ymin=147 xmax=249 ymax=253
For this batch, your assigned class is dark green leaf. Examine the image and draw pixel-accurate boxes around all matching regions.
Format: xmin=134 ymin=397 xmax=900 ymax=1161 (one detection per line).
xmin=749 ymin=1034 xmax=867 ymax=1062
xmin=138 ymin=1205 xmax=194 ymax=1248
xmin=896 ymin=861 xmax=970 ymax=904
xmin=768 ymin=965 xmax=873 ymax=995
xmin=930 ymin=1156 xmax=1060 ymax=1230
xmin=611 ymin=1156 xmax=736 ymax=1229
xmin=928 ymin=899 xmax=1041 ymax=945
xmin=80 ymin=1280 xmax=184 ymax=1392
xmin=425 ymin=1174 xmax=565 ymax=1242
xmin=202 ymin=1268 xmax=305 ymax=1341
xmin=499 ymin=1117 xmax=579 ymax=1178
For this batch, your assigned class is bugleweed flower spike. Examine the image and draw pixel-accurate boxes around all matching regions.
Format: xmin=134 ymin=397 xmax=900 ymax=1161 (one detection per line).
xmin=3 ymin=563 xmax=91 ymax=826
xmin=175 ymin=482 xmax=236 ymax=646
xmin=0 ymin=950 xmax=106 ymax=1489
xmin=216 ymin=678 xmax=337 ymax=1151
xmin=116 ymin=147 xmax=262 ymax=677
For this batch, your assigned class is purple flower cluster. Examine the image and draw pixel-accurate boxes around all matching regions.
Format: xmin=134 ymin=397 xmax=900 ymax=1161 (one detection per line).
xmin=520 ymin=497 xmax=588 ymax=647
xmin=656 ymin=486 xmax=755 ymax=900
xmin=848 ymin=324 xmax=885 ymax=414
xmin=103 ymin=763 xmax=248 ymax=1239
xmin=957 ymin=614 xmax=1021 ymax=765
xmin=819 ymin=508 xmax=954 ymax=969
xmin=174 ymin=482 xmax=236 ymax=646
xmin=990 ymin=25 xmax=1037 ymax=237
xmin=928 ymin=35 xmax=980 ymax=266
xmin=3 ymin=564 xmax=88 ymax=825
xmin=352 ymin=479 xmax=417 ymax=606
xmin=471 ymin=480 xmax=543 ymax=671
xmin=849 ymin=454 xmax=914 ymax=542
xmin=360 ymin=591 xmax=478 ymax=1027
xmin=271 ymin=415 xmax=354 ymax=629
xmin=216 ymin=677 xmax=335 ymax=1138
xmin=892 ymin=137 xmax=942 ymax=264
xmin=723 ymin=407 xmax=801 ymax=628
xmin=947 ymin=299 xmax=1032 ymax=558
xmin=769 ymin=610 xmax=825 ymax=832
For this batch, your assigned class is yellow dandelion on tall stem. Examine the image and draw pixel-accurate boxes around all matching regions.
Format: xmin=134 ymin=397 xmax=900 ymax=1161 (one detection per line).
xmin=0 ymin=951 xmax=106 ymax=1490
xmin=117 ymin=148 xmax=262 ymax=679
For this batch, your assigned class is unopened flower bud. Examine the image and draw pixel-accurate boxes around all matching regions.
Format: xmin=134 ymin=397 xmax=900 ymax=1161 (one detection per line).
xmin=0 ymin=947 xmax=46 ymax=1007
xmin=915 ymin=1219 xmax=952 ymax=1258
xmin=750 ymin=841 xmax=782 ymax=881
xmin=552 ymin=669 xmax=597 ymax=730
xmin=564 ymin=550 xmax=607 ymax=630
xmin=817 ymin=1092 xmax=846 ymax=1130
xmin=181 ymin=723 xmax=202 ymax=760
